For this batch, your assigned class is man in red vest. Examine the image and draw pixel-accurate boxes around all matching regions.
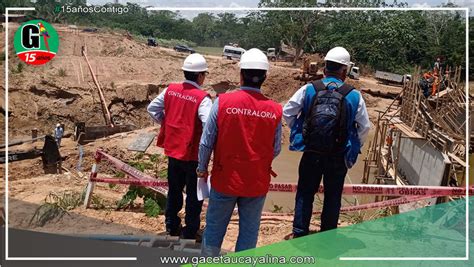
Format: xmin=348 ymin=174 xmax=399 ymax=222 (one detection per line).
xmin=147 ymin=53 xmax=212 ymax=239
xmin=197 ymin=48 xmax=282 ymax=256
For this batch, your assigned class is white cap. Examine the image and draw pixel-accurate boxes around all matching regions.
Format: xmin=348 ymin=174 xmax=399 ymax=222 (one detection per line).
xmin=182 ymin=53 xmax=208 ymax=72
xmin=239 ymin=48 xmax=269 ymax=71
xmin=324 ymin=47 xmax=351 ymax=66
xmin=56 ymin=123 xmax=61 ymax=127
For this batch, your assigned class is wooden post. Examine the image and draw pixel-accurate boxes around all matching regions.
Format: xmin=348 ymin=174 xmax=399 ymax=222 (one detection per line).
xmin=83 ymin=163 xmax=98 ymax=208
xmin=377 ymin=121 xmax=387 ymax=176
xmin=82 ymin=45 xmax=114 ymax=127
xmin=373 ymin=112 xmax=381 ymax=166
xmin=393 ymin=131 xmax=402 ymax=183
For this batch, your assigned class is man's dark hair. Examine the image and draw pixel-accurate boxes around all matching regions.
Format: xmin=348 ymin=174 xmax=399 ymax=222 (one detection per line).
xmin=184 ymin=71 xmax=203 ymax=82
xmin=325 ymin=61 xmax=345 ymax=73
xmin=241 ymin=69 xmax=267 ymax=88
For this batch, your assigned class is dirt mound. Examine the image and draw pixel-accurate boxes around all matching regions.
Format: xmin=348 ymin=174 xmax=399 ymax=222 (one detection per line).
xmin=362 ymin=92 xmax=379 ymax=108
xmin=262 ymin=66 xmax=302 ymax=103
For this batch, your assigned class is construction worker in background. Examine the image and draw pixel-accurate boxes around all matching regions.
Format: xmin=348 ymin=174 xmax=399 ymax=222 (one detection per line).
xmin=197 ymin=48 xmax=282 ymax=256
xmin=283 ymin=47 xmax=370 ymax=237
xmin=434 ymin=57 xmax=441 ymax=74
xmin=432 ymin=58 xmax=442 ymax=96
xmin=441 ymin=69 xmax=450 ymax=90
xmin=420 ymin=71 xmax=434 ymax=97
xmin=147 ymin=53 xmax=212 ymax=239
xmin=54 ymin=123 xmax=63 ymax=147
xmin=432 ymin=70 xmax=440 ymax=96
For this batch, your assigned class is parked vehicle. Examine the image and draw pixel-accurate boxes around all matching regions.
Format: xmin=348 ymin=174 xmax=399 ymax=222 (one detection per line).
xmin=223 ymin=45 xmax=246 ymax=60
xmin=147 ymin=38 xmax=157 ymax=47
xmin=375 ymin=70 xmax=411 ymax=85
xmin=347 ymin=62 xmax=360 ymax=80
xmin=266 ymin=40 xmax=300 ymax=62
xmin=82 ymin=28 xmax=98 ymax=33
xmin=266 ymin=48 xmax=278 ymax=61
xmin=174 ymin=45 xmax=195 ymax=54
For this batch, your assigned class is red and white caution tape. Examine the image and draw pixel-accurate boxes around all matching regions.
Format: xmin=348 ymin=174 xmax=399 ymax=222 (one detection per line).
xmin=91 ymin=174 xmax=472 ymax=197
xmin=89 ymin=150 xmax=471 ymax=216
xmin=269 ymin=183 xmax=473 ymax=196
xmin=260 ymin=195 xmax=438 ymax=217
xmin=93 ymin=150 xmax=169 ymax=196
xmin=91 ymin=177 xmax=168 ymax=187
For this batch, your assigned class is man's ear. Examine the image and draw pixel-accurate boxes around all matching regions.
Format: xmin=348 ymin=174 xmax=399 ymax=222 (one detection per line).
xmin=341 ymin=66 xmax=348 ymax=74
xmin=340 ymin=67 xmax=348 ymax=80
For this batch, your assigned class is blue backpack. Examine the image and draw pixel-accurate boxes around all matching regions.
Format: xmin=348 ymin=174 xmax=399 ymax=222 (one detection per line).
xmin=302 ymin=80 xmax=354 ymax=154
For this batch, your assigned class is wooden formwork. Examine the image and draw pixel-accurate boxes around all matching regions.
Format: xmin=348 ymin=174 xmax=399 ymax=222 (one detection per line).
xmin=362 ymin=66 xmax=468 ymax=188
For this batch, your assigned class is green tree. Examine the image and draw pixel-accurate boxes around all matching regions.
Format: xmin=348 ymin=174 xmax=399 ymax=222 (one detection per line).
xmin=259 ymin=0 xmax=323 ymax=66
xmin=192 ymin=13 xmax=216 ymax=45
xmin=0 ymin=0 xmax=33 ymax=14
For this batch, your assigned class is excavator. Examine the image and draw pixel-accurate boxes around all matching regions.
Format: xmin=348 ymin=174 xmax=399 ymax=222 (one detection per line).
xmin=294 ymin=54 xmax=360 ymax=83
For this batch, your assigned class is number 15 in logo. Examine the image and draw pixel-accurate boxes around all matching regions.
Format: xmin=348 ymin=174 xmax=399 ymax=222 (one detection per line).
xmin=14 ymin=20 xmax=59 ymax=65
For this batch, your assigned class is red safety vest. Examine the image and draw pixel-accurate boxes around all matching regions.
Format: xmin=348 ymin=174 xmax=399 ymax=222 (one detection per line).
xmin=156 ymin=82 xmax=209 ymax=161
xmin=211 ymin=90 xmax=282 ymax=197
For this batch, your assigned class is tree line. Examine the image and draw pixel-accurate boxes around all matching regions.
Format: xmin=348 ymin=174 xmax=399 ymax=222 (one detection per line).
xmin=1 ymin=0 xmax=468 ymax=76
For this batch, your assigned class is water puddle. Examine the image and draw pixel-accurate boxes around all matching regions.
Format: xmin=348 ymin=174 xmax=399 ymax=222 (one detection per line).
xmin=265 ymin=130 xmax=375 ymax=212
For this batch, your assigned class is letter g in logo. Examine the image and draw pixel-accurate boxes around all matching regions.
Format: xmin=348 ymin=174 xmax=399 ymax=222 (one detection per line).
xmin=21 ymin=24 xmax=40 ymax=49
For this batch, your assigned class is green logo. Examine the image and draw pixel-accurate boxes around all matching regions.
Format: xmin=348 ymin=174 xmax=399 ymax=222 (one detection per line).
xmin=14 ymin=20 xmax=59 ymax=65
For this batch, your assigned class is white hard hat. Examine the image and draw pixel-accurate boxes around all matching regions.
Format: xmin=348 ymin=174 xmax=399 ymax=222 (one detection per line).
xmin=324 ymin=47 xmax=351 ymax=66
xmin=239 ymin=48 xmax=269 ymax=71
xmin=56 ymin=123 xmax=61 ymax=127
xmin=182 ymin=53 xmax=208 ymax=72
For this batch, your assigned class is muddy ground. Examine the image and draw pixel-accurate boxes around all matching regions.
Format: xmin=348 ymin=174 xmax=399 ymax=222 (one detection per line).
xmin=1 ymin=24 xmax=398 ymax=252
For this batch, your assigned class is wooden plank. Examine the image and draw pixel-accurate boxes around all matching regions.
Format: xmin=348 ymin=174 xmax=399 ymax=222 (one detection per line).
xmin=393 ymin=122 xmax=424 ymax=139
xmin=447 ymin=152 xmax=467 ymax=167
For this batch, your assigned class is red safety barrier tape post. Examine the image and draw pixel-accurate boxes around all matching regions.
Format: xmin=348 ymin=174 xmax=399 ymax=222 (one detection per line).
xmin=83 ymin=154 xmax=101 ymax=208
xmin=83 ymin=149 xmax=170 ymax=208
xmin=96 ymin=150 xmax=169 ymax=196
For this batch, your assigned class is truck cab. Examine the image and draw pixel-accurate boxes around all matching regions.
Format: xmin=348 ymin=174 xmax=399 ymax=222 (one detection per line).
xmin=347 ymin=62 xmax=360 ymax=80
xmin=223 ymin=46 xmax=246 ymax=60
xmin=267 ymin=48 xmax=277 ymax=61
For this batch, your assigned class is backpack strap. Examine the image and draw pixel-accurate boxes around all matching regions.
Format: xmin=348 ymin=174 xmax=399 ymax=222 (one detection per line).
xmin=310 ymin=80 xmax=327 ymax=94
xmin=311 ymin=80 xmax=354 ymax=96
xmin=303 ymin=80 xmax=325 ymax=142
xmin=306 ymin=79 xmax=326 ymax=120
xmin=335 ymin=83 xmax=355 ymax=97
xmin=335 ymin=83 xmax=354 ymax=148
